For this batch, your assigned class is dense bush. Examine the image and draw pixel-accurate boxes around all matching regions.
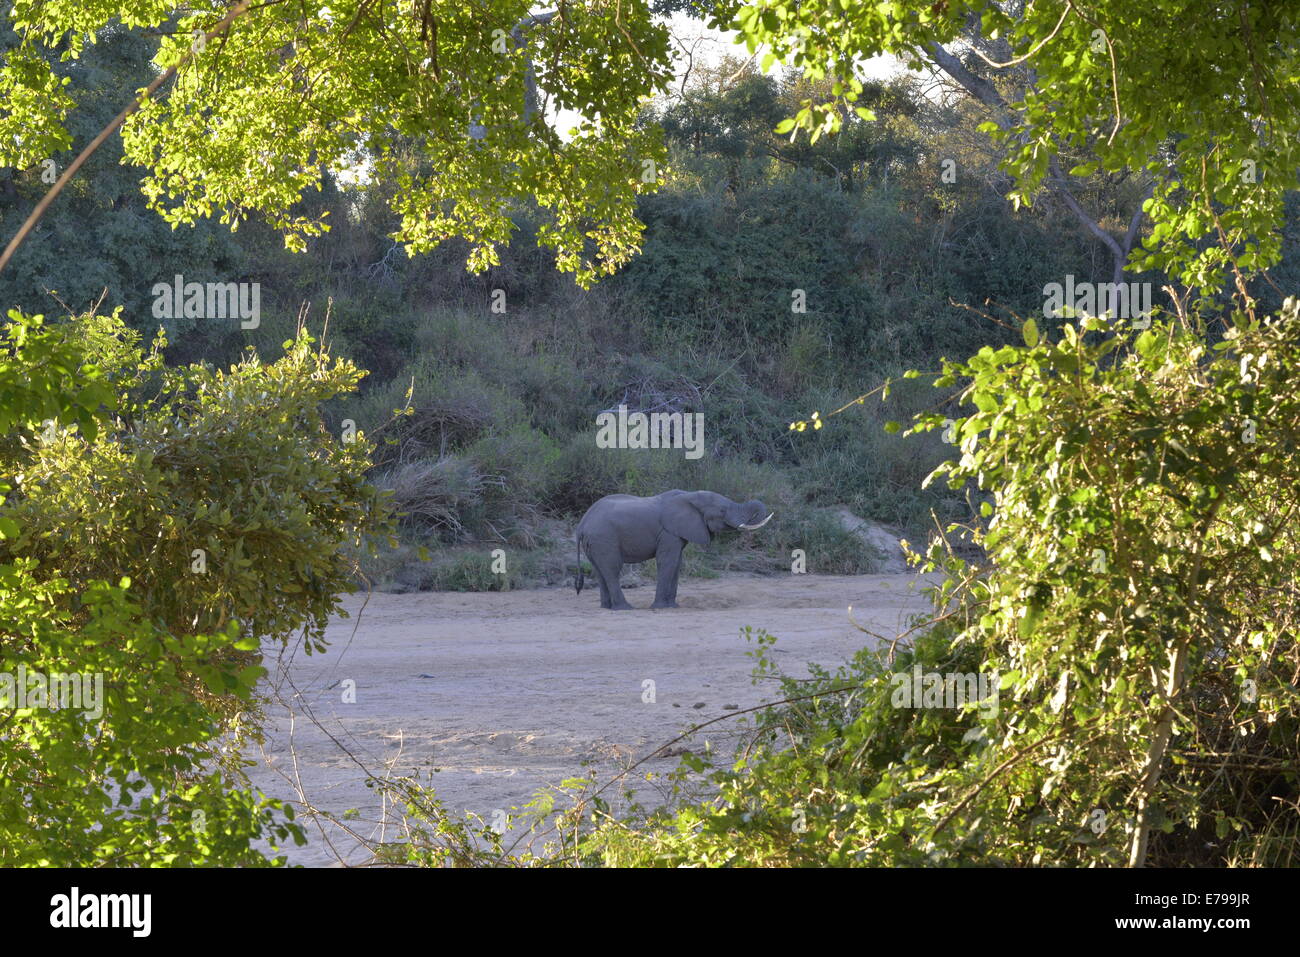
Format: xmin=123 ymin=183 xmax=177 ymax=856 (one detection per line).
xmin=0 ymin=311 xmax=378 ymax=863
xmin=2 ymin=312 xmax=391 ymax=672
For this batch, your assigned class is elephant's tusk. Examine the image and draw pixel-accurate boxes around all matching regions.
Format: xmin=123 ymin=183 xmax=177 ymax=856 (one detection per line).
xmin=738 ymin=512 xmax=774 ymax=530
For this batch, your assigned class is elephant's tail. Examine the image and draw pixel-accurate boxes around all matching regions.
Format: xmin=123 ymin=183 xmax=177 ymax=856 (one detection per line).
xmin=575 ymin=534 xmax=585 ymax=595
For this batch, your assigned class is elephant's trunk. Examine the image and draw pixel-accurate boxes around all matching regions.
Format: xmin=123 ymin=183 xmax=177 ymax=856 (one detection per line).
xmin=738 ymin=512 xmax=774 ymax=530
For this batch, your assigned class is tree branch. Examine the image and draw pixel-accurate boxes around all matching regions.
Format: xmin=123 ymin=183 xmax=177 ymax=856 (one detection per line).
xmin=926 ymin=39 xmax=1146 ymax=284
xmin=0 ymin=0 xmax=258 ymax=277
xmin=511 ymin=10 xmax=557 ymax=126
xmin=926 ymin=41 xmax=1010 ymax=117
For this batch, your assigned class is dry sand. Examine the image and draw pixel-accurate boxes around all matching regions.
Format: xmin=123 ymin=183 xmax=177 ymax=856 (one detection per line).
xmin=245 ymin=572 xmax=936 ymax=866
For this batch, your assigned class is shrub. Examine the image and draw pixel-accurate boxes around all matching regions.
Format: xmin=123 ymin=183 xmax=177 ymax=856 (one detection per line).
xmin=431 ymin=549 xmax=521 ymax=591
xmin=0 ymin=310 xmax=321 ymax=864
xmin=3 ymin=314 xmax=391 ymax=671
xmin=766 ymin=505 xmax=885 ymax=574
xmin=342 ymin=359 xmax=527 ymax=467
xmin=465 ymin=424 xmax=565 ymax=510
xmin=376 ymin=456 xmax=496 ymax=542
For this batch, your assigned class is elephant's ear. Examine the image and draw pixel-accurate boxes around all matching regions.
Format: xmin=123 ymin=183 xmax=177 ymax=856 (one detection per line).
xmin=662 ymin=494 xmax=711 ymax=546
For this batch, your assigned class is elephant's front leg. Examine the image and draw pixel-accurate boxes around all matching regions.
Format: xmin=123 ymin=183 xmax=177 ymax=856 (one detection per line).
xmin=652 ymin=539 xmax=685 ymax=609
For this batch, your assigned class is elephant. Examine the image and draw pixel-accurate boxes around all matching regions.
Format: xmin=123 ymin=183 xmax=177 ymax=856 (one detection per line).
xmin=575 ymin=490 xmax=773 ymax=610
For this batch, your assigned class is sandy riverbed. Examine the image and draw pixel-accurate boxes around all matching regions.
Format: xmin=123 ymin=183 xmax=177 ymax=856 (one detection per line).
xmin=245 ymin=572 xmax=936 ymax=866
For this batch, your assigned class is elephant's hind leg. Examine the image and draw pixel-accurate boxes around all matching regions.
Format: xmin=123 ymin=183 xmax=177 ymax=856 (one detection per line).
xmin=587 ymin=541 xmax=632 ymax=610
xmin=594 ymin=564 xmax=613 ymax=609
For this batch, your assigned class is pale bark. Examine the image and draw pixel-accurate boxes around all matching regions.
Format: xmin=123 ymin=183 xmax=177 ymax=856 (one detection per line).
xmin=925 ymin=40 xmax=1148 ymax=283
